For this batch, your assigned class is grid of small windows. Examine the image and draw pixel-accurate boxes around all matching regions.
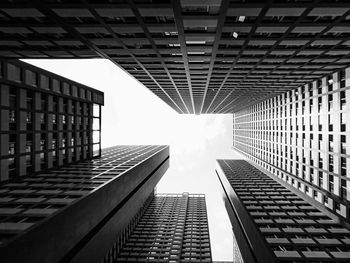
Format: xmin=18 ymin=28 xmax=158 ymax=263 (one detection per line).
xmin=112 ymin=193 xmax=212 ymax=263
xmin=233 ymin=68 xmax=350 ymax=220
xmin=0 ymin=59 xmax=104 ymax=182
xmin=0 ymin=145 xmax=165 ymax=247
xmin=219 ymin=160 xmax=350 ymax=262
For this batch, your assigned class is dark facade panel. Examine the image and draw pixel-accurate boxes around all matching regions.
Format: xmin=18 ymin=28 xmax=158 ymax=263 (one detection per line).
xmin=217 ymin=159 xmax=350 ymax=263
xmin=0 ymin=58 xmax=104 ymax=182
xmin=0 ymin=145 xmax=169 ymax=263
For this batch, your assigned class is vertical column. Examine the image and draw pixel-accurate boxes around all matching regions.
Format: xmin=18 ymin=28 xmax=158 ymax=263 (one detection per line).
xmin=169 ymin=193 xmax=188 ymax=262
xmin=0 ymin=85 xmax=9 ymax=181
xmin=33 ymin=91 xmax=41 ymax=173
xmin=18 ymin=88 xmax=27 ymax=177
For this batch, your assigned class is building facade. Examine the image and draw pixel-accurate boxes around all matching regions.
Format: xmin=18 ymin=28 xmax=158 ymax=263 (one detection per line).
xmin=217 ymin=159 xmax=350 ymax=263
xmin=108 ymin=193 xmax=212 ymax=263
xmin=0 ymin=58 xmax=104 ymax=182
xmin=0 ymin=145 xmax=169 ymax=263
xmin=1 ymin=2 xmax=350 ymax=114
xmin=233 ymin=67 xmax=350 ymax=222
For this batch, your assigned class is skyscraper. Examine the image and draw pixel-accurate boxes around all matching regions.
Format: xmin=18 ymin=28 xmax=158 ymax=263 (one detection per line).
xmin=1 ymin=1 xmax=350 ymax=261
xmin=0 ymin=24 xmax=214 ymax=262
xmin=233 ymin=67 xmax=350 ymax=221
xmin=217 ymin=159 xmax=350 ymax=263
xmin=0 ymin=58 xmax=104 ymax=182
xmin=1 ymin=2 xmax=349 ymax=114
xmin=110 ymin=193 xmax=212 ymax=263
xmin=0 ymin=145 xmax=169 ymax=263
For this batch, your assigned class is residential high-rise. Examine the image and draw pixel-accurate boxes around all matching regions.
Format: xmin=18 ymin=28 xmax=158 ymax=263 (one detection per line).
xmin=0 ymin=145 xmax=169 ymax=263
xmin=233 ymin=67 xmax=350 ymax=222
xmin=108 ymin=193 xmax=212 ymax=263
xmin=217 ymin=159 xmax=350 ymax=263
xmin=0 ymin=58 xmax=104 ymax=182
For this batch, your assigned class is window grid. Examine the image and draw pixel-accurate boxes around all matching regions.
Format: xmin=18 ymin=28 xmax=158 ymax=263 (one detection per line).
xmin=0 ymin=145 xmax=165 ymax=246
xmin=0 ymin=59 xmax=104 ymax=182
xmin=105 ymin=194 xmax=212 ymax=263
xmin=218 ymin=160 xmax=350 ymax=262
xmin=233 ymin=68 xmax=350 ymax=220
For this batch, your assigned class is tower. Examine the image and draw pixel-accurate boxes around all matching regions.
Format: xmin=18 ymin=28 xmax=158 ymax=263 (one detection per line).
xmin=0 ymin=145 xmax=169 ymax=263
xmin=0 ymin=58 xmax=103 ymax=182
xmin=112 ymin=193 xmax=212 ymax=263
xmin=217 ymin=159 xmax=350 ymax=263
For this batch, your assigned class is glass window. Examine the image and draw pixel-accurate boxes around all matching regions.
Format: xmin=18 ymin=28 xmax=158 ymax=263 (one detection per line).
xmin=93 ymin=131 xmax=100 ymax=144
xmin=8 ymin=91 xmax=16 ymax=111
xmin=26 ymin=139 xmax=32 ymax=153
xmin=52 ymin=138 xmax=57 ymax=149
xmin=93 ymin=143 xmax=100 ymax=157
xmin=323 ymin=195 xmax=328 ymax=204
xmin=93 ymin=104 xmax=100 ymax=117
xmin=9 ymin=110 xmax=16 ymax=124
xmin=40 ymin=138 xmax=45 ymax=151
xmin=72 ymin=102 xmax=76 ymax=114
xmin=40 ymin=75 xmax=50 ymax=90
xmin=319 ymin=172 xmax=323 ymax=187
xmin=340 ymin=91 xmax=346 ymax=110
xmin=309 ymin=84 xmax=313 ymax=96
xmin=341 ymin=135 xmax=346 ymax=154
xmin=77 ymin=102 xmax=82 ymax=115
xmin=41 ymin=94 xmax=47 ymax=110
xmin=27 ymin=70 xmax=38 ymax=86
xmin=329 ymin=155 xmax=334 ymax=172
xmin=328 ymin=115 xmax=333 ymax=132
xmin=8 ymin=134 xmax=16 ymax=155
xmin=318 ymin=97 xmax=322 ymax=112
xmin=318 ymin=153 xmax=323 ymax=168
xmin=93 ymin=118 xmax=100 ymax=130
xmin=53 ymin=96 xmax=58 ymax=111
xmin=328 ymin=94 xmax=333 ymax=111
xmin=9 ymin=157 xmax=15 ymax=173
xmin=8 ymin=64 xmax=22 ymax=82
xmin=329 ymin=135 xmax=333 ymax=152
xmin=340 ymin=113 xmax=346 ymax=132
xmin=52 ymin=79 xmax=60 ymax=92
xmin=341 ymin=157 xmax=346 ymax=176
xmin=339 ymin=70 xmax=345 ymax=88
xmin=26 ymin=112 xmax=32 ymax=123
xmin=327 ymin=75 xmax=333 ymax=91
xmin=317 ymin=80 xmax=322 ymax=94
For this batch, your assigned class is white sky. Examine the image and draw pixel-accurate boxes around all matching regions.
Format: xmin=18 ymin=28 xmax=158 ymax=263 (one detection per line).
xmin=23 ymin=58 xmax=245 ymax=261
